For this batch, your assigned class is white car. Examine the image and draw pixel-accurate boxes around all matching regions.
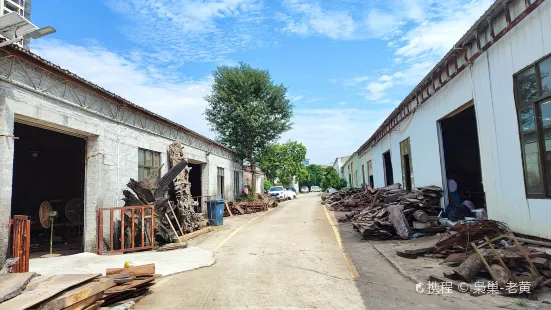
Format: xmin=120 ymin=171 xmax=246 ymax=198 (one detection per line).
xmin=300 ymin=186 xmax=309 ymax=193
xmin=311 ymin=186 xmax=321 ymax=192
xmin=268 ymin=186 xmax=297 ymax=200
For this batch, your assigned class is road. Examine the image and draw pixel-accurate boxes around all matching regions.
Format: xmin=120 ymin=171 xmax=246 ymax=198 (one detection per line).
xmin=136 ymin=193 xmax=502 ymax=309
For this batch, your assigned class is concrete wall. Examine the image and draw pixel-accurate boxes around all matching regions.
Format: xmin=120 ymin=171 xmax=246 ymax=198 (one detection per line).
xmin=0 ymin=81 xmax=241 ymax=254
xmin=356 ymin=1 xmax=551 ymax=238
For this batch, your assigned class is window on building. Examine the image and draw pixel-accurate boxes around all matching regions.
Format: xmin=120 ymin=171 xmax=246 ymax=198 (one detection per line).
xmin=362 ymin=164 xmax=366 ymax=186
xmin=217 ymin=167 xmax=225 ymax=199
xmin=138 ymin=148 xmax=161 ymax=181
xmin=367 ymin=160 xmax=374 ymax=187
xmin=515 ymin=55 xmax=551 ymax=197
xmin=234 ymin=171 xmax=240 ymax=197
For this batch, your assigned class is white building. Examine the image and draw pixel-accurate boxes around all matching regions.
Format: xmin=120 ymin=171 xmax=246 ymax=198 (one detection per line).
xmin=0 ymin=43 xmax=242 ymax=259
xmin=332 ymin=155 xmax=350 ymax=180
xmin=345 ymin=0 xmax=551 ymax=239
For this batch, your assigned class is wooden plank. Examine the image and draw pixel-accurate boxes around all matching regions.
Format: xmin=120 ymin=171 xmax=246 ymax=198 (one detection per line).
xmin=60 ymin=292 xmax=103 ymax=310
xmin=103 ymin=275 xmax=159 ymax=295
xmin=83 ymin=300 xmax=103 ymax=310
xmin=106 ymin=264 xmax=155 ymax=277
xmin=225 ymin=202 xmax=233 ymax=216
xmin=0 ymin=273 xmax=36 ymax=303
xmin=396 ymin=247 xmax=433 ymax=259
xmin=36 ymin=277 xmax=115 ymax=310
xmin=177 ymin=226 xmax=215 ymax=243
xmin=0 ymin=274 xmax=101 ymax=310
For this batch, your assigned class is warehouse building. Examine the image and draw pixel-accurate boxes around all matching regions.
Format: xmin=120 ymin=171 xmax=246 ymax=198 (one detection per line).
xmin=344 ymin=0 xmax=551 ymax=239
xmin=0 ymin=43 xmax=242 ymax=260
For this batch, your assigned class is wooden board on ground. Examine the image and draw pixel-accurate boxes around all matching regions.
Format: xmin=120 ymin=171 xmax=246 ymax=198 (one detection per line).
xmin=387 ymin=205 xmax=411 ymax=240
xmin=106 ymin=264 xmax=155 ymax=277
xmin=0 ymin=272 xmax=36 ymax=303
xmin=61 ymin=292 xmax=103 ymax=310
xmin=82 ymin=300 xmax=103 ymax=310
xmin=36 ymin=277 xmax=115 ymax=310
xmin=396 ymin=247 xmax=433 ymax=259
xmin=157 ymin=243 xmax=188 ymax=252
xmin=177 ymin=226 xmax=214 ymax=243
xmin=103 ymin=275 xmax=159 ymax=295
xmin=0 ymin=274 xmax=100 ymax=310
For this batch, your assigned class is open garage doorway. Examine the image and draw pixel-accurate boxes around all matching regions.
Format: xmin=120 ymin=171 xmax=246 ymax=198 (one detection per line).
xmin=11 ymin=122 xmax=86 ymax=257
xmin=439 ymin=105 xmax=486 ymax=210
xmin=188 ymin=162 xmax=203 ymax=213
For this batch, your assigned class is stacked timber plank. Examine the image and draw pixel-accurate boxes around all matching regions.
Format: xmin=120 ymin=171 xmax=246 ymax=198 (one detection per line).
xmin=0 ymin=264 xmax=158 ymax=310
xmin=226 ymin=198 xmax=278 ymax=216
xmin=331 ymin=184 xmax=444 ymax=240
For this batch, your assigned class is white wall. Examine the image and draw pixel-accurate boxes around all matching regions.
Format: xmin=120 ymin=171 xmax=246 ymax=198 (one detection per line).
xmin=359 ymin=1 xmax=551 ymax=238
xmin=0 ymin=82 xmax=241 ymax=252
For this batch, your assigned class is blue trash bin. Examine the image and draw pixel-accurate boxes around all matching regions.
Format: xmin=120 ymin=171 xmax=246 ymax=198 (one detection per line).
xmin=207 ymin=199 xmax=225 ymax=226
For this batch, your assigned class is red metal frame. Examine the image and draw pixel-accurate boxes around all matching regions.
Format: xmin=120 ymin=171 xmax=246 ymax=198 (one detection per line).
xmin=97 ymin=205 xmax=155 ymax=255
xmin=9 ymin=215 xmax=30 ymax=273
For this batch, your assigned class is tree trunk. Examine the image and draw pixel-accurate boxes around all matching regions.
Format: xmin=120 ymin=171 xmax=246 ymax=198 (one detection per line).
xmin=453 ymin=254 xmax=484 ymax=282
xmin=251 ymin=162 xmax=257 ymax=195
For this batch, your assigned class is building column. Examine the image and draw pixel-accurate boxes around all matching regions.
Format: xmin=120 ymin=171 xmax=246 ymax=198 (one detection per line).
xmin=0 ymin=96 xmax=14 ymax=264
xmin=83 ymin=136 xmax=100 ymax=253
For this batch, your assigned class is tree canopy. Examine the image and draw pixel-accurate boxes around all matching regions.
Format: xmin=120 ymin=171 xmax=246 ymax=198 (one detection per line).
xmin=321 ymin=166 xmax=348 ymax=190
xmin=300 ymin=164 xmax=325 ymax=188
xmin=260 ymin=141 xmax=307 ymax=186
xmin=204 ymin=63 xmax=293 ymax=173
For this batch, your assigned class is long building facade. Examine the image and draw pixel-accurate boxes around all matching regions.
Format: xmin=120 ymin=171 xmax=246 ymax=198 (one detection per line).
xmin=344 ymin=0 xmax=551 ymax=239
xmin=0 ymin=44 xmax=242 ymax=260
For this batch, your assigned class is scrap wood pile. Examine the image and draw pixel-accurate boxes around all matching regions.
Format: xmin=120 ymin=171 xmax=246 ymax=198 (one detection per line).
xmin=0 ymin=263 xmax=158 ymax=310
xmin=327 ymin=184 xmax=444 ymax=240
xmin=225 ymin=195 xmax=278 ymax=217
xmin=118 ymin=141 xmax=207 ymax=249
xmin=399 ymin=220 xmax=551 ymax=296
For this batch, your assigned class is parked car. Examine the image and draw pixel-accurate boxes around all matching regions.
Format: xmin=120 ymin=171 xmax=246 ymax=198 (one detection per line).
xmin=311 ymin=186 xmax=321 ymax=192
xmin=287 ymin=186 xmax=297 ymax=193
xmin=267 ymin=186 xmax=296 ymax=200
xmin=300 ymin=186 xmax=309 ymax=193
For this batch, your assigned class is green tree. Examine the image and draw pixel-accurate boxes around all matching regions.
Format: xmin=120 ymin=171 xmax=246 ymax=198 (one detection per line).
xmin=264 ymin=179 xmax=272 ymax=191
xmin=205 ymin=63 xmax=293 ymax=190
xmin=321 ymin=167 xmax=348 ymax=190
xmin=259 ymin=141 xmax=307 ymax=186
xmin=300 ymin=165 xmax=325 ymax=188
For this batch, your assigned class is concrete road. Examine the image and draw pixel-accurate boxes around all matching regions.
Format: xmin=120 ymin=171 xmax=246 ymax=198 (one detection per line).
xmin=136 ymin=194 xmax=502 ymax=309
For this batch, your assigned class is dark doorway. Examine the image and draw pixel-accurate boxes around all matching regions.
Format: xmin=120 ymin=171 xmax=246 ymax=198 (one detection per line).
xmin=11 ymin=122 xmax=86 ymax=257
xmin=403 ymin=154 xmax=412 ymax=191
xmin=383 ymin=151 xmax=394 ymax=186
xmin=188 ymin=163 xmax=202 ymax=212
xmin=440 ymin=105 xmax=485 ymax=209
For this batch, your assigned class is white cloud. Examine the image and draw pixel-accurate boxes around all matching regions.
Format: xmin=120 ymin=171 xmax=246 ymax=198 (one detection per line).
xmin=282 ymin=108 xmax=392 ymax=164
xmin=32 ymin=39 xmax=215 ymax=137
xmin=106 ymin=0 xmax=266 ymax=63
xmin=290 ymin=95 xmax=304 ymax=101
xmin=343 ymin=76 xmax=369 ymax=86
xmin=364 ymin=0 xmax=494 ymax=103
xmin=278 ymin=0 xmax=357 ymax=39
xmin=328 ymin=78 xmax=337 ymax=84
xmin=336 ymin=101 xmax=347 ymax=105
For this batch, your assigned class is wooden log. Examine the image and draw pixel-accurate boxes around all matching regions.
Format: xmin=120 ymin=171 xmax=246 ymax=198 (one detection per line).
xmin=412 ymin=221 xmax=431 ymax=229
xmin=453 ymin=254 xmax=484 ymax=282
xmin=445 ymin=253 xmax=470 ymax=263
xmin=126 ymin=179 xmax=155 ymax=204
xmin=532 ymin=257 xmax=550 ymax=269
xmin=413 ymin=210 xmax=429 ymax=222
xmin=515 ymin=237 xmax=551 ymax=248
xmin=177 ymin=226 xmax=215 ymax=242
xmin=106 ymin=264 xmax=155 ymax=277
xmin=387 ymin=205 xmax=411 ymax=240
xmin=490 ymin=264 xmax=509 ymax=288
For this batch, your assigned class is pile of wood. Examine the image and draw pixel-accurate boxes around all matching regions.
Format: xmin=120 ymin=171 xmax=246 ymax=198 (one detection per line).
xmin=225 ymin=198 xmax=278 ymax=216
xmin=120 ymin=141 xmax=207 ymax=247
xmin=332 ymin=184 xmax=444 ymax=240
xmin=0 ymin=264 xmax=159 ymax=310
xmin=399 ymin=221 xmax=551 ymax=296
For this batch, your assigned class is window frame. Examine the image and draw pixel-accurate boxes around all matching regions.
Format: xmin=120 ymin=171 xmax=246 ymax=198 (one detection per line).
xmin=138 ymin=148 xmax=161 ymax=182
xmin=367 ymin=160 xmax=374 ymax=188
xmin=217 ymin=167 xmax=225 ymax=199
xmin=514 ymin=54 xmax=551 ymax=198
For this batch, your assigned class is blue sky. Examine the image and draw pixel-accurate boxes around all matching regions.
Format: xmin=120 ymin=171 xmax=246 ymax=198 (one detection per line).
xmin=31 ymin=0 xmax=493 ymax=164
